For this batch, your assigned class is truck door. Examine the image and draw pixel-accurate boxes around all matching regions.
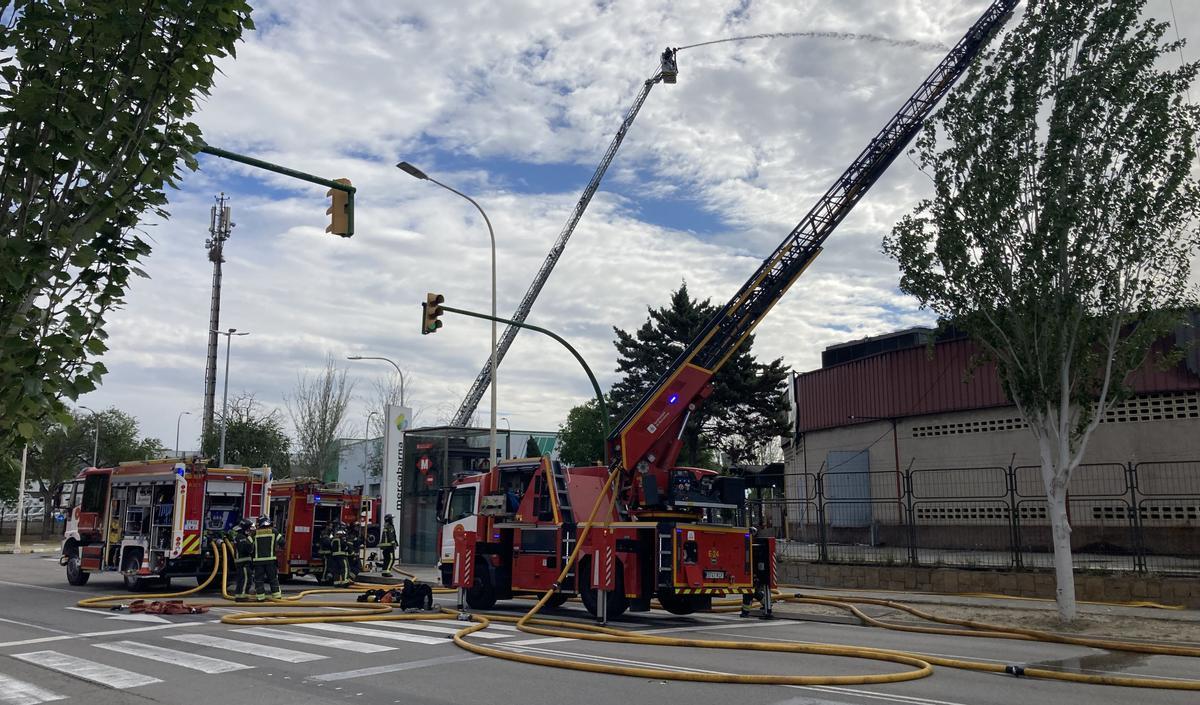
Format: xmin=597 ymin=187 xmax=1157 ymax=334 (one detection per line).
xmin=439 ymin=483 xmax=479 ymax=564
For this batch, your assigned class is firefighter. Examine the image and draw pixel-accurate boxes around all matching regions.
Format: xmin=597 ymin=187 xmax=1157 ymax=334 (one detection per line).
xmin=232 ymin=519 xmax=256 ymax=601
xmin=329 ymin=527 xmax=351 ymax=587
xmin=379 ymin=514 xmax=398 ymax=577
xmin=347 ymin=521 xmax=364 ymax=579
xmin=252 ymin=515 xmax=283 ymax=601
xmin=317 ymin=523 xmax=334 ymax=584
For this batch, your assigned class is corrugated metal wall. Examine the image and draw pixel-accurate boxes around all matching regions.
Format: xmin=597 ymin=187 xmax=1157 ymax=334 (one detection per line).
xmin=796 ymin=335 xmax=1200 ymax=433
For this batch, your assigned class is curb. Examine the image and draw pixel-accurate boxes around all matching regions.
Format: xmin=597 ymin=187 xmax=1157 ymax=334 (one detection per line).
xmin=0 ymin=547 xmax=59 ymax=555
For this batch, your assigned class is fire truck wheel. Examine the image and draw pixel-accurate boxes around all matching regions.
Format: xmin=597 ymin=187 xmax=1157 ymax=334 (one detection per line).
xmin=464 ymin=561 xmax=497 ymax=610
xmin=65 ymin=555 xmax=90 ymax=586
xmin=655 ymin=591 xmax=706 ymax=615
xmin=121 ymin=556 xmax=150 ymax=591
xmin=544 ymin=592 xmax=570 ymax=608
xmin=366 ymin=527 xmax=380 ymax=547
xmin=579 ymin=560 xmax=628 ymax=619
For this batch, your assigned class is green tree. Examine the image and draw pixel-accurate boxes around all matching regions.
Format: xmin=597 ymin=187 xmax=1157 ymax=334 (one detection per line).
xmin=28 ymin=407 xmax=162 ymax=536
xmin=201 ymin=393 xmax=291 ymax=477
xmin=288 ymin=355 xmax=356 ymax=482
xmin=0 ymin=1 xmax=254 ymax=476
xmin=556 ymin=397 xmax=612 ymax=467
xmin=611 ymin=283 xmax=790 ymax=468
xmin=883 ymin=0 xmax=1200 ymax=620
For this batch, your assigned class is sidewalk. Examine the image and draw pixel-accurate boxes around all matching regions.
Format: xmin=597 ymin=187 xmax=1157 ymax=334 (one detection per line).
xmin=773 ymin=585 xmax=1200 ymax=643
xmin=0 ymin=541 xmax=59 ymax=555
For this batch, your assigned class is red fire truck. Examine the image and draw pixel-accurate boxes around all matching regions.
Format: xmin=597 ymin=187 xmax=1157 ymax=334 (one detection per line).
xmin=437 ymin=0 xmax=1016 ymax=619
xmin=58 ymin=459 xmax=270 ymax=589
xmin=267 ymin=479 xmax=378 ymax=581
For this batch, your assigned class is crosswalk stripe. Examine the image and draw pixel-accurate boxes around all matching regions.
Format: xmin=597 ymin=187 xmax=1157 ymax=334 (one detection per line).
xmin=372 ymin=620 xmax=507 ymax=639
xmin=310 ymin=654 xmax=484 ymax=682
xmin=94 ymin=640 xmax=252 ymax=674
xmin=0 ymin=674 xmax=67 ymax=705
xmin=11 ymin=650 xmax=161 ymax=689
xmin=233 ymin=627 xmax=396 ymax=653
xmin=296 ymin=622 xmax=446 ymax=645
xmin=164 ymin=634 xmax=326 ymax=663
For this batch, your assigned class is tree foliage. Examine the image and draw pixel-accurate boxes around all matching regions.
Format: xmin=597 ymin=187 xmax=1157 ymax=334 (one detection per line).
xmin=200 ymin=393 xmax=291 ymax=477
xmin=610 ymin=283 xmax=790 ymax=467
xmin=288 ymin=356 xmax=356 ymax=482
xmin=556 ymin=397 xmax=612 ymax=467
xmin=0 ymin=1 xmax=253 ymax=475
xmin=883 ymin=0 xmax=1200 ymax=620
xmin=27 ymin=407 xmax=162 ymax=536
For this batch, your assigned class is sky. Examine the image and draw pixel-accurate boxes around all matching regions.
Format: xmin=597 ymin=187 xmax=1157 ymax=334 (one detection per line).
xmin=73 ymin=0 xmax=1200 ymax=451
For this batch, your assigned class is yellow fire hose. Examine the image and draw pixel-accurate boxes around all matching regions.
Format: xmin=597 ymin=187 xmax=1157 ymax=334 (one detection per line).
xmin=72 ymin=514 xmax=1200 ymax=690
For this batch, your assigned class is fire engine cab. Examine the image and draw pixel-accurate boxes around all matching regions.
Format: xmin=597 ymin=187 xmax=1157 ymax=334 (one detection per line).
xmin=58 ymin=459 xmax=270 ymax=589
xmin=267 ymin=479 xmax=378 ymax=581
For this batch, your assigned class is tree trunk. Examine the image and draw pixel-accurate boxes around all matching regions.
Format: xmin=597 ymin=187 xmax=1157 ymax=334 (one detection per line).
xmin=1037 ymin=425 xmax=1078 ymax=623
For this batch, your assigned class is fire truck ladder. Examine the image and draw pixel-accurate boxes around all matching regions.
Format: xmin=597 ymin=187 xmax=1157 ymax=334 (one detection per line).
xmin=449 ymin=50 xmax=680 ymax=427
xmin=550 ymin=461 xmax=576 ymax=525
xmin=609 ymin=0 xmax=1019 ymax=469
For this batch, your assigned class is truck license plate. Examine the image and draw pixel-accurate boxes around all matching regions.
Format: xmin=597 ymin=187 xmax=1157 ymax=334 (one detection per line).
xmin=704 ymin=570 xmax=725 ymax=580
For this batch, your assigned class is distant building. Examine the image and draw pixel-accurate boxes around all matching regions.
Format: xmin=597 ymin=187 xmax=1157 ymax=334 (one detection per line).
xmin=336 ymin=437 xmax=382 ymax=497
xmin=781 ymin=317 xmax=1200 ymax=552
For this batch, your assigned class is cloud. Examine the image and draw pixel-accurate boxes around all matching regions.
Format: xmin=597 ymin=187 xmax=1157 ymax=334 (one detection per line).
xmin=76 ymin=0 xmax=1200 ymax=450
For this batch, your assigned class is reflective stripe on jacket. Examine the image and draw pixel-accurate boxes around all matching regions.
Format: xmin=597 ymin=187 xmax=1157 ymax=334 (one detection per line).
xmin=379 ymin=525 xmax=397 ymax=548
xmin=235 ymin=534 xmax=255 ymax=564
xmin=253 ymin=528 xmax=278 ymax=562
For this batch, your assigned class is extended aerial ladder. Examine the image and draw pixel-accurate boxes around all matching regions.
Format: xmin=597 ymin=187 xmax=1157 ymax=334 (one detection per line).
xmin=607 ymin=0 xmax=1019 ymax=507
xmin=450 ymin=49 xmax=680 ymax=427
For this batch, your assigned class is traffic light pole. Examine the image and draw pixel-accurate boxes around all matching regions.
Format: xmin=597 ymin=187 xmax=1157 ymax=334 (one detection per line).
xmin=199 ymin=145 xmax=356 ymax=236
xmin=438 ymin=304 xmax=610 ymax=464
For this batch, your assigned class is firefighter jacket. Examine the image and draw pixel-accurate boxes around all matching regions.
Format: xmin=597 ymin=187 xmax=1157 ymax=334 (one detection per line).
xmin=331 ymin=536 xmax=349 ymax=557
xmin=253 ymin=528 xmax=280 ymax=563
xmin=234 ymin=533 xmax=255 ymax=564
xmin=380 ymin=524 xmax=397 ymax=548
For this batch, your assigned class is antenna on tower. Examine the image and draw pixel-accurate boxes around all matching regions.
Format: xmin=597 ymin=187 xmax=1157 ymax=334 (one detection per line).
xmin=202 ymin=193 xmax=235 ymax=439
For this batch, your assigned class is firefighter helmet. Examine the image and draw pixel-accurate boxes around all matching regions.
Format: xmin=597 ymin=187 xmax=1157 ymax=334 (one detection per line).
xmin=385 ymin=514 xmax=394 ymax=521
xmin=258 ymin=515 xmax=272 ymax=528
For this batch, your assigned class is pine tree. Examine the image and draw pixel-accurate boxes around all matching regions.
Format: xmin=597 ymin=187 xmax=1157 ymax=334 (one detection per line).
xmin=610 ymin=283 xmax=790 ymax=467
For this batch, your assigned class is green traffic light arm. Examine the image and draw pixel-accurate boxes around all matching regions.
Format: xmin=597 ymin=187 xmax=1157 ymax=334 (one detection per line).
xmin=439 ymin=304 xmax=610 ymax=464
xmin=199 ymin=145 xmax=355 ymax=236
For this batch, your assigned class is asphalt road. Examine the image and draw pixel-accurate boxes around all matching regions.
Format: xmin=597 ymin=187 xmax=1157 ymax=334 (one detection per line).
xmin=1 ymin=552 xmax=1197 ymax=705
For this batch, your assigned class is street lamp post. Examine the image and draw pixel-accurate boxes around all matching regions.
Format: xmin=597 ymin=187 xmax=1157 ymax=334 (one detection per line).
xmin=396 ymin=160 xmax=498 ymax=468
xmin=345 ymin=355 xmax=406 ymax=406
xmin=213 ymin=328 xmax=249 ymax=467
xmin=175 ymin=411 xmax=192 ymax=458
xmin=500 ymin=416 xmax=511 ymax=459
xmin=78 ymin=405 xmax=99 ymax=467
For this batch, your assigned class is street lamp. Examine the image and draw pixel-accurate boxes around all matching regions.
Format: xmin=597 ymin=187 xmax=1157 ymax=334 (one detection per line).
xmin=212 ymin=328 xmax=249 ymax=467
xmin=175 ymin=411 xmax=192 ymax=458
xmin=397 ymin=160 xmax=498 ymax=468
xmin=346 ymin=355 xmax=406 ymax=405
xmin=78 ymin=405 xmax=99 ymax=467
xmin=500 ymin=416 xmax=511 ymax=459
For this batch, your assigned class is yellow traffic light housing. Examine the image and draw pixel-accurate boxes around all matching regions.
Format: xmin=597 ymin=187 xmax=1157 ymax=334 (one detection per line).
xmin=422 ymin=292 xmax=445 ymax=335
xmin=326 ymin=178 xmax=352 ymax=237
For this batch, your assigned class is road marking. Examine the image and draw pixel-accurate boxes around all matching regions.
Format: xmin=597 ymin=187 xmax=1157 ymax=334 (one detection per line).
xmin=64 ymin=607 xmax=170 ymax=624
xmin=502 ymin=636 xmax=576 ymax=646
xmin=0 ymin=581 xmax=85 ymax=596
xmin=0 ymin=673 xmax=67 ymax=705
xmin=310 ymin=655 xmax=484 ymax=682
xmin=94 ymin=640 xmax=252 ymax=673
xmin=374 ymin=620 xmax=508 ymax=639
xmin=234 ymin=627 xmax=396 ymax=653
xmin=11 ymin=650 xmax=161 ymax=689
xmin=78 ymin=623 xmax=202 ymax=638
xmin=296 ymin=622 xmax=446 ymax=645
xmin=0 ymin=637 xmax=72 ymax=649
xmin=0 ymin=618 xmax=72 ymax=635
xmin=165 ymin=634 xmax=326 ymax=663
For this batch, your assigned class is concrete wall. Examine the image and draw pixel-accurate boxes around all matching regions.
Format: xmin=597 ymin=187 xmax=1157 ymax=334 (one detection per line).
xmin=780 ymin=560 xmax=1200 ymax=608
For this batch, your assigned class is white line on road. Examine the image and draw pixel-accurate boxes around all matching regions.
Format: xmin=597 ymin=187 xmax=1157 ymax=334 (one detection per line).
xmin=296 ymin=622 xmax=446 ymax=645
xmin=0 ymin=618 xmax=72 ymax=635
xmin=94 ymin=640 xmax=252 ymax=674
xmin=0 ymin=581 xmax=86 ymax=596
xmin=373 ymin=620 xmax=507 ymax=639
xmin=11 ymin=650 xmax=161 ymax=689
xmin=0 ymin=622 xmax=204 ymax=649
xmin=0 ymin=673 xmax=67 ymax=705
xmin=165 ymin=633 xmax=326 ymax=663
xmin=233 ymin=627 xmax=396 ymax=653
xmin=310 ymin=655 xmax=484 ymax=682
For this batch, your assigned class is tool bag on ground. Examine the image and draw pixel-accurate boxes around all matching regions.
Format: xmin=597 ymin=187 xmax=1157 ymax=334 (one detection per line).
xmin=398 ymin=579 xmax=433 ymax=610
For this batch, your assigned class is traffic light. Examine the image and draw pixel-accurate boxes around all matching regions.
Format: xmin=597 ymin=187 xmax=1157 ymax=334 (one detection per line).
xmin=326 ymin=178 xmax=352 ymax=237
xmin=422 ymin=292 xmax=445 ymax=335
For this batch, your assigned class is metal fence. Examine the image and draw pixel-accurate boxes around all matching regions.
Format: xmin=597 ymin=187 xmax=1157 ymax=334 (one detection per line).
xmin=749 ymin=460 xmax=1200 ymax=575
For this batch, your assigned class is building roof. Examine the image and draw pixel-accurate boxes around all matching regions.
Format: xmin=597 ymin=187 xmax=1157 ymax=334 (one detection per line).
xmin=794 ymin=322 xmax=1200 ymax=433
